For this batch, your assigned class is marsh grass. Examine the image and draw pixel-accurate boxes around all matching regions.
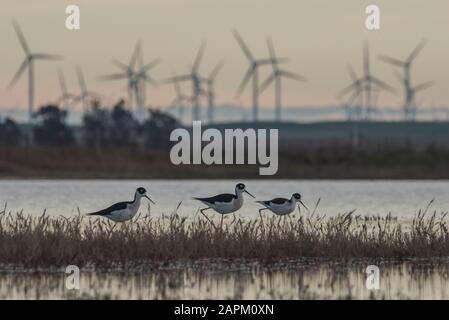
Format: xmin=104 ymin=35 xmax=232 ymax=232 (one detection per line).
xmin=0 ymin=201 xmax=448 ymax=268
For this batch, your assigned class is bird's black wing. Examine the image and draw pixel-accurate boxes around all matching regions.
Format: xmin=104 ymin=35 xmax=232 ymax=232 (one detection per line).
xmin=87 ymin=201 xmax=128 ymax=216
xmin=194 ymin=193 xmax=236 ymax=204
xmin=269 ymin=198 xmax=289 ymax=205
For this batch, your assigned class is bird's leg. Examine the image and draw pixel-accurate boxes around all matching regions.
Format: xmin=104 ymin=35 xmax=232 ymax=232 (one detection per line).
xmin=220 ymin=214 xmax=224 ymax=231
xmin=288 ymin=214 xmax=293 ymax=228
xmin=200 ymin=208 xmax=217 ymax=230
xmin=258 ymin=208 xmax=267 ymax=232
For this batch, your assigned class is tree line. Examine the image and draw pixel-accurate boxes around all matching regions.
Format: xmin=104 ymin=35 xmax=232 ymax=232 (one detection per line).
xmin=0 ymin=100 xmax=180 ymax=150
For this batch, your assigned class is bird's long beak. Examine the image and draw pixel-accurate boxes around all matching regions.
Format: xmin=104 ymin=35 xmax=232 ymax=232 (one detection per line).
xmin=299 ymin=200 xmax=308 ymax=211
xmin=245 ymin=190 xmax=255 ymax=198
xmin=145 ymin=195 xmax=156 ymax=204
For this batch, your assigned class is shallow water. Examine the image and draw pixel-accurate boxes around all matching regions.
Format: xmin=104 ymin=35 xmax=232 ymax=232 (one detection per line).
xmin=2 ymin=261 xmax=449 ymax=299
xmin=0 ymin=179 xmax=447 ymax=217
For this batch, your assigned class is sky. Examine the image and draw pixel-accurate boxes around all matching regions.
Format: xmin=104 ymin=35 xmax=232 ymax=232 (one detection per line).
xmin=0 ymin=0 xmax=448 ymax=115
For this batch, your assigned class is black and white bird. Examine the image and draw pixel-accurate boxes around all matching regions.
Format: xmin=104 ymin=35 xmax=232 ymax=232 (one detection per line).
xmin=193 ymin=183 xmax=255 ymax=227
xmin=257 ymin=193 xmax=308 ymax=219
xmin=87 ymin=187 xmax=155 ymax=222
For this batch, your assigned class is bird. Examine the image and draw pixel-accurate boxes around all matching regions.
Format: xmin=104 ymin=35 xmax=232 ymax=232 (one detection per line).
xmin=257 ymin=193 xmax=308 ymax=224
xmin=193 ymin=183 xmax=255 ymax=228
xmin=87 ymin=187 xmax=155 ymax=222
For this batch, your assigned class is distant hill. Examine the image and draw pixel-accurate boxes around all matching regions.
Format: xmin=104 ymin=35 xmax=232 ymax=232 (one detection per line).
xmin=1 ymin=104 xmax=449 ymax=125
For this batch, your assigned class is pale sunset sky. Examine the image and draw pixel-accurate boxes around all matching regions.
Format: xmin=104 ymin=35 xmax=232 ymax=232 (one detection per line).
xmin=0 ymin=0 xmax=448 ymax=113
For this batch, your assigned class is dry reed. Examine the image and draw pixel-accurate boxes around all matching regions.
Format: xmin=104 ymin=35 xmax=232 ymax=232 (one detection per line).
xmin=0 ymin=202 xmax=448 ymax=268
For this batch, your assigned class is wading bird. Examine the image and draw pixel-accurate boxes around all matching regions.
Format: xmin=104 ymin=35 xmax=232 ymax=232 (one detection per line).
xmin=257 ymin=193 xmax=308 ymax=225
xmin=193 ymin=183 xmax=255 ymax=228
xmin=87 ymin=187 xmax=155 ymax=222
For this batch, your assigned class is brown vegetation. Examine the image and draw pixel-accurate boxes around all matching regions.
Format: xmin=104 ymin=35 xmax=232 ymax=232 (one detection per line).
xmin=0 ymin=202 xmax=448 ymax=268
xmin=0 ymin=146 xmax=449 ymax=179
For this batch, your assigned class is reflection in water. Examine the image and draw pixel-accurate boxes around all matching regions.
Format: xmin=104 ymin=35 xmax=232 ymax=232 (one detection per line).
xmin=1 ymin=261 xmax=449 ymax=299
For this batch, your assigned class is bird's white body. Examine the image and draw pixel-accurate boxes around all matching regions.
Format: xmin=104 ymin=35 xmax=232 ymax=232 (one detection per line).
xmin=107 ymin=197 xmax=142 ymax=222
xmin=194 ymin=183 xmax=254 ymax=216
xmin=88 ymin=187 xmax=154 ymax=223
xmin=258 ymin=199 xmax=296 ymax=216
xmin=202 ymin=193 xmax=244 ymax=214
xmin=257 ymin=194 xmax=307 ymax=216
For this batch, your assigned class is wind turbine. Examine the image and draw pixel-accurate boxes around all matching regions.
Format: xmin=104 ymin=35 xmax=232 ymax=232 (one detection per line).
xmin=56 ymin=69 xmax=75 ymax=111
xmin=134 ymin=58 xmax=160 ymax=118
xmin=74 ymin=66 xmax=100 ymax=111
xmin=233 ymin=30 xmax=287 ymax=122
xmin=378 ymin=40 xmax=433 ymax=121
xmin=259 ymin=37 xmax=305 ymax=122
xmin=8 ymin=20 xmax=63 ymax=123
xmin=339 ymin=43 xmax=395 ymax=120
xmin=202 ymin=60 xmax=224 ymax=123
xmin=338 ymin=65 xmax=364 ymax=121
xmin=133 ymin=43 xmax=161 ymax=118
xmin=99 ymin=41 xmax=141 ymax=111
xmin=164 ymin=42 xmax=207 ymax=121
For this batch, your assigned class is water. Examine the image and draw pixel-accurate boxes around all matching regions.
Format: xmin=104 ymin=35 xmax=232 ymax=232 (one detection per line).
xmin=0 ymin=179 xmax=447 ymax=217
xmin=2 ymin=261 xmax=449 ymax=299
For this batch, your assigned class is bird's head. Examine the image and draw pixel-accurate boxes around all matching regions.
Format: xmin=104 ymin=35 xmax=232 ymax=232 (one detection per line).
xmin=235 ymin=183 xmax=255 ymax=198
xmin=292 ymin=193 xmax=308 ymax=211
xmin=135 ymin=187 xmax=155 ymax=204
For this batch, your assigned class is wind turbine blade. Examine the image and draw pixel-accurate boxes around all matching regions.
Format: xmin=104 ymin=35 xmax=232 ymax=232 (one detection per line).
xmin=414 ymin=81 xmax=434 ymax=92
xmin=76 ymin=66 xmax=87 ymax=93
xmin=378 ymin=55 xmax=405 ymax=67
xmin=347 ymin=86 xmax=362 ymax=105
xmin=259 ymin=74 xmax=276 ymax=93
xmin=266 ymin=36 xmax=277 ymax=65
xmin=140 ymin=58 xmax=161 ymax=73
xmin=129 ymin=40 xmax=142 ymax=69
xmin=12 ymin=20 xmax=30 ymax=55
xmin=98 ymin=73 xmax=128 ymax=81
xmin=236 ymin=67 xmax=253 ymax=96
xmin=112 ymin=59 xmax=129 ymax=72
xmin=371 ymin=76 xmax=396 ymax=93
xmin=34 ymin=53 xmax=63 ymax=60
xmin=232 ymin=29 xmax=253 ymax=62
xmin=163 ymin=75 xmax=191 ymax=83
xmin=209 ymin=59 xmax=224 ymax=79
xmin=8 ymin=59 xmax=28 ymax=89
xmin=258 ymin=57 xmax=290 ymax=65
xmin=363 ymin=42 xmax=370 ymax=76
xmin=143 ymin=75 xmax=158 ymax=86
xmin=346 ymin=64 xmax=358 ymax=82
xmin=192 ymin=41 xmax=206 ymax=72
xmin=58 ymin=69 xmax=68 ymax=94
xmin=407 ymin=40 xmax=427 ymax=63
xmin=280 ymin=70 xmax=305 ymax=81
xmin=338 ymin=83 xmax=357 ymax=98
